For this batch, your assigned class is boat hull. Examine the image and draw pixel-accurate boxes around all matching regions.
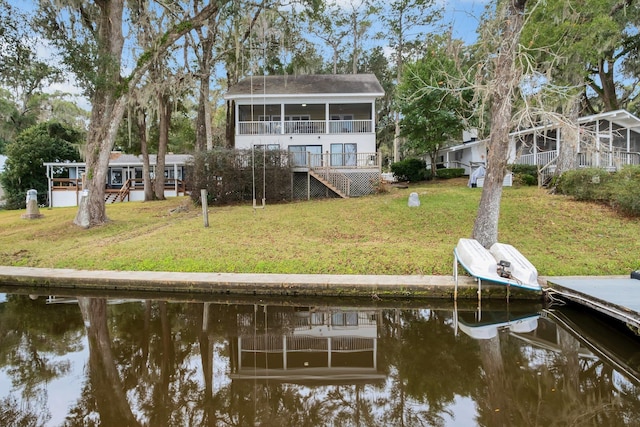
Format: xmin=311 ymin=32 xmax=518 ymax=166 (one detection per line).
xmin=454 ymin=238 xmax=541 ymax=292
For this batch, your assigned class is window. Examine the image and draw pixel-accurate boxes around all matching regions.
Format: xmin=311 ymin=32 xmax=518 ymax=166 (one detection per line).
xmin=331 ymin=143 xmax=357 ymax=166
xmin=332 ymin=311 xmax=358 ymax=327
xmin=110 ymin=169 xmax=123 ymax=186
xmin=289 ymin=145 xmax=322 ymax=167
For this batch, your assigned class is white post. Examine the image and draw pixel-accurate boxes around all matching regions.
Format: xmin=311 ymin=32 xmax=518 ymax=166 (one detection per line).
xmin=325 ymin=103 xmax=330 ymax=134
xmin=281 ymin=103 xmax=285 ymax=134
xmin=201 ymin=189 xmax=209 ymax=228
xmin=174 ymin=164 xmax=179 ymax=194
xmin=47 ymin=165 xmax=52 ymax=209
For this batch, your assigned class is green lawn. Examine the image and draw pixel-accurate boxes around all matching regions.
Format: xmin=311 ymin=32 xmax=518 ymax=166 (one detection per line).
xmin=1 ymin=178 xmax=638 ymax=276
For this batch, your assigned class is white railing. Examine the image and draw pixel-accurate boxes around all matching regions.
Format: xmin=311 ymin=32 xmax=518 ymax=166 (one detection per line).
xmin=331 ymin=337 xmax=375 ymax=352
xmin=517 ymin=151 xmax=557 ymax=166
xmin=329 ymin=120 xmax=372 ymax=134
xmin=284 ymin=120 xmax=326 ymax=134
xmin=306 ymin=152 xmax=380 ymax=169
xmin=241 ymin=335 xmax=283 ymax=351
xmin=237 ymin=119 xmax=373 ymax=135
xmin=238 ymin=121 xmax=281 ymax=135
xmin=577 ymin=151 xmax=640 ymax=169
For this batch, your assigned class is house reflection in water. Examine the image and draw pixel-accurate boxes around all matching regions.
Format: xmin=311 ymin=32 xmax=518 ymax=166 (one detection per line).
xmin=229 ymin=305 xmax=385 ymax=383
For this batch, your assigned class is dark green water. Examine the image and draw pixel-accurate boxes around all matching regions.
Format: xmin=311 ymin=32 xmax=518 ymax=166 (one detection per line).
xmin=1 ymin=289 xmax=639 ymax=427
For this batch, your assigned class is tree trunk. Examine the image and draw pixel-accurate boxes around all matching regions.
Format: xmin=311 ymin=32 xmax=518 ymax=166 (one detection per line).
xmin=78 ymin=297 xmax=140 ymax=426
xmin=154 ymin=92 xmax=170 ymax=200
xmin=472 ymin=0 xmax=527 ymax=248
xmin=555 ymin=99 xmax=581 ymax=179
xmin=195 ymin=22 xmax=215 ymax=152
xmin=136 ymin=108 xmax=155 ymax=201
xmin=225 ymin=99 xmax=235 ymax=149
xmin=598 ymin=58 xmax=619 ymax=112
xmin=478 ymin=334 xmax=508 ymax=426
xmin=196 ymin=73 xmax=212 ymax=152
xmin=73 ymin=0 xmax=125 ymax=228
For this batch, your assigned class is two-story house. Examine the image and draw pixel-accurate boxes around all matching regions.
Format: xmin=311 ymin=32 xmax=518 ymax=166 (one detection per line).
xmin=224 ymin=74 xmax=385 ymax=198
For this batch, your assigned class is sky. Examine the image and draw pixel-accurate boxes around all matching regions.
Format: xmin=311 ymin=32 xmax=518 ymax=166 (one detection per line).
xmin=7 ymin=0 xmax=490 ymax=112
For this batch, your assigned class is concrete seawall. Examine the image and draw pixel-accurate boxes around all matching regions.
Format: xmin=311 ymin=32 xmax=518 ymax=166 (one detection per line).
xmin=0 ymin=266 xmax=544 ymax=300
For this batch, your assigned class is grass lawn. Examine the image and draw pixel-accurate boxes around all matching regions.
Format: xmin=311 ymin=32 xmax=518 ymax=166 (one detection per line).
xmin=0 ymin=178 xmax=638 ymax=276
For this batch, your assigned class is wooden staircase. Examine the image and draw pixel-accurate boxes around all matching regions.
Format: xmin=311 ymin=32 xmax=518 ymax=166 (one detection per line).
xmin=105 ymin=179 xmax=131 ymax=203
xmin=308 ymin=169 xmax=350 ymax=198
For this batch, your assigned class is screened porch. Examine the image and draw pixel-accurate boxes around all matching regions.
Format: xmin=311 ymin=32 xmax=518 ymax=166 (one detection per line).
xmin=236 ymin=103 xmax=375 ymax=136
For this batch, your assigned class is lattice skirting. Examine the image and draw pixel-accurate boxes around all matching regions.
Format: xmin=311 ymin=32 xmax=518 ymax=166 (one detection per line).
xmin=292 ymin=171 xmax=380 ymax=200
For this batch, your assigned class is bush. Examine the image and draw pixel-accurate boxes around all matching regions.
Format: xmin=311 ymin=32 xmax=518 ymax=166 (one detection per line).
xmin=0 ymin=122 xmax=81 ymax=209
xmin=188 ymin=148 xmax=292 ymax=206
xmin=608 ymin=165 xmax=640 ymax=216
xmin=555 ymin=168 xmax=613 ymax=202
xmin=390 ymin=158 xmax=428 ymax=182
xmin=555 ymin=166 xmax=640 ymax=216
xmin=510 ymin=164 xmax=538 ymax=186
xmin=435 ymin=168 xmax=464 ymax=179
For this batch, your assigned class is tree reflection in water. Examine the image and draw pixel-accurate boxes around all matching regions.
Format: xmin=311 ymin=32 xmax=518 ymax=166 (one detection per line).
xmin=0 ymin=293 xmax=639 ymax=426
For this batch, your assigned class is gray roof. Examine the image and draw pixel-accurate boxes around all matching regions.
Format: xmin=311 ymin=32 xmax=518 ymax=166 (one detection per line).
xmin=43 ymin=153 xmax=193 ymax=167
xmin=225 ymin=74 xmax=384 ymax=98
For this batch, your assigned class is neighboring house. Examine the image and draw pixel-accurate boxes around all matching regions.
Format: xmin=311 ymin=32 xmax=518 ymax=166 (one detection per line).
xmin=224 ymin=74 xmax=384 ymax=198
xmin=43 ymin=152 xmax=191 ymax=208
xmin=0 ymin=154 xmax=6 ymax=206
xmin=438 ymin=109 xmax=640 ymax=182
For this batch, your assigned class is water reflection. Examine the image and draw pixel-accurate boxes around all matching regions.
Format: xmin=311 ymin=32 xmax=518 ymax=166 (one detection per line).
xmin=1 ymin=290 xmax=639 ymax=427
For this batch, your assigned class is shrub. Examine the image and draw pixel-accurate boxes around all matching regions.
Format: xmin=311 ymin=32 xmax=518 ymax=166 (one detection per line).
xmin=510 ymin=164 xmax=538 ymax=186
xmin=390 ymin=158 xmax=428 ymax=182
xmin=0 ymin=122 xmax=81 ymax=209
xmin=187 ymin=149 xmax=292 ymax=206
xmin=555 ymin=166 xmax=640 ymax=216
xmin=607 ymin=165 xmax=640 ymax=216
xmin=556 ymin=168 xmax=613 ymax=202
xmin=436 ymin=168 xmax=464 ymax=179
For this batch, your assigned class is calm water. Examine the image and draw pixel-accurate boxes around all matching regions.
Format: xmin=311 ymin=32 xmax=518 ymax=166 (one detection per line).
xmin=1 ymin=289 xmax=639 ymax=427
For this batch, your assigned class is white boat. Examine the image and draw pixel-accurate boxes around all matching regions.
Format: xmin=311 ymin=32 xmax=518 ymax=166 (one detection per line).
xmin=457 ymin=314 xmax=540 ymax=340
xmin=453 ymin=238 xmax=542 ymax=293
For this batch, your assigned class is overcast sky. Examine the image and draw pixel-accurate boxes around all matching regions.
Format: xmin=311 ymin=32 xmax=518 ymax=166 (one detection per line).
xmin=7 ymin=0 xmax=490 ymax=112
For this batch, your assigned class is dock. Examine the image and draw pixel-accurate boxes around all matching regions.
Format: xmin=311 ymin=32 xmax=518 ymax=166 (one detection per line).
xmin=0 ymin=266 xmax=490 ymax=299
xmin=544 ymin=276 xmax=640 ymax=332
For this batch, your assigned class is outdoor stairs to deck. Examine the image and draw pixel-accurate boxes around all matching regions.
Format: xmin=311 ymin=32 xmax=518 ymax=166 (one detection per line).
xmin=308 ymin=169 xmax=350 ymax=198
xmin=104 ymin=179 xmax=131 ymax=203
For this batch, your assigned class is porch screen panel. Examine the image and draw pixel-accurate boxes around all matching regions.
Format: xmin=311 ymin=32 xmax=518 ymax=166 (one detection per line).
xmin=630 ymin=130 xmax=640 ymax=152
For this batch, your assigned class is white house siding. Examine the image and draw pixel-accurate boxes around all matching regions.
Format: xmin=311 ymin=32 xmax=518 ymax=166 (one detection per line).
xmin=51 ymin=191 xmax=81 ymax=207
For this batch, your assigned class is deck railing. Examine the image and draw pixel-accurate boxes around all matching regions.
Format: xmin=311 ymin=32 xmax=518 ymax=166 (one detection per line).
xmin=300 ymin=152 xmax=380 ymax=169
xmin=53 ymin=178 xmax=184 ymax=193
xmin=517 ymin=151 xmax=557 ymax=166
xmin=284 ymin=120 xmax=326 ymax=134
xmin=51 ymin=178 xmax=83 ymax=189
xmin=578 ymin=151 xmax=640 ymax=168
xmin=518 ymin=150 xmax=640 ymax=173
xmin=237 ymin=119 xmax=374 ymax=135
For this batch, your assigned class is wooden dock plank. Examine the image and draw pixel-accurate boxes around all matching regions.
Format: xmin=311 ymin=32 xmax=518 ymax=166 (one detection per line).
xmin=545 ymin=276 xmax=640 ymax=331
